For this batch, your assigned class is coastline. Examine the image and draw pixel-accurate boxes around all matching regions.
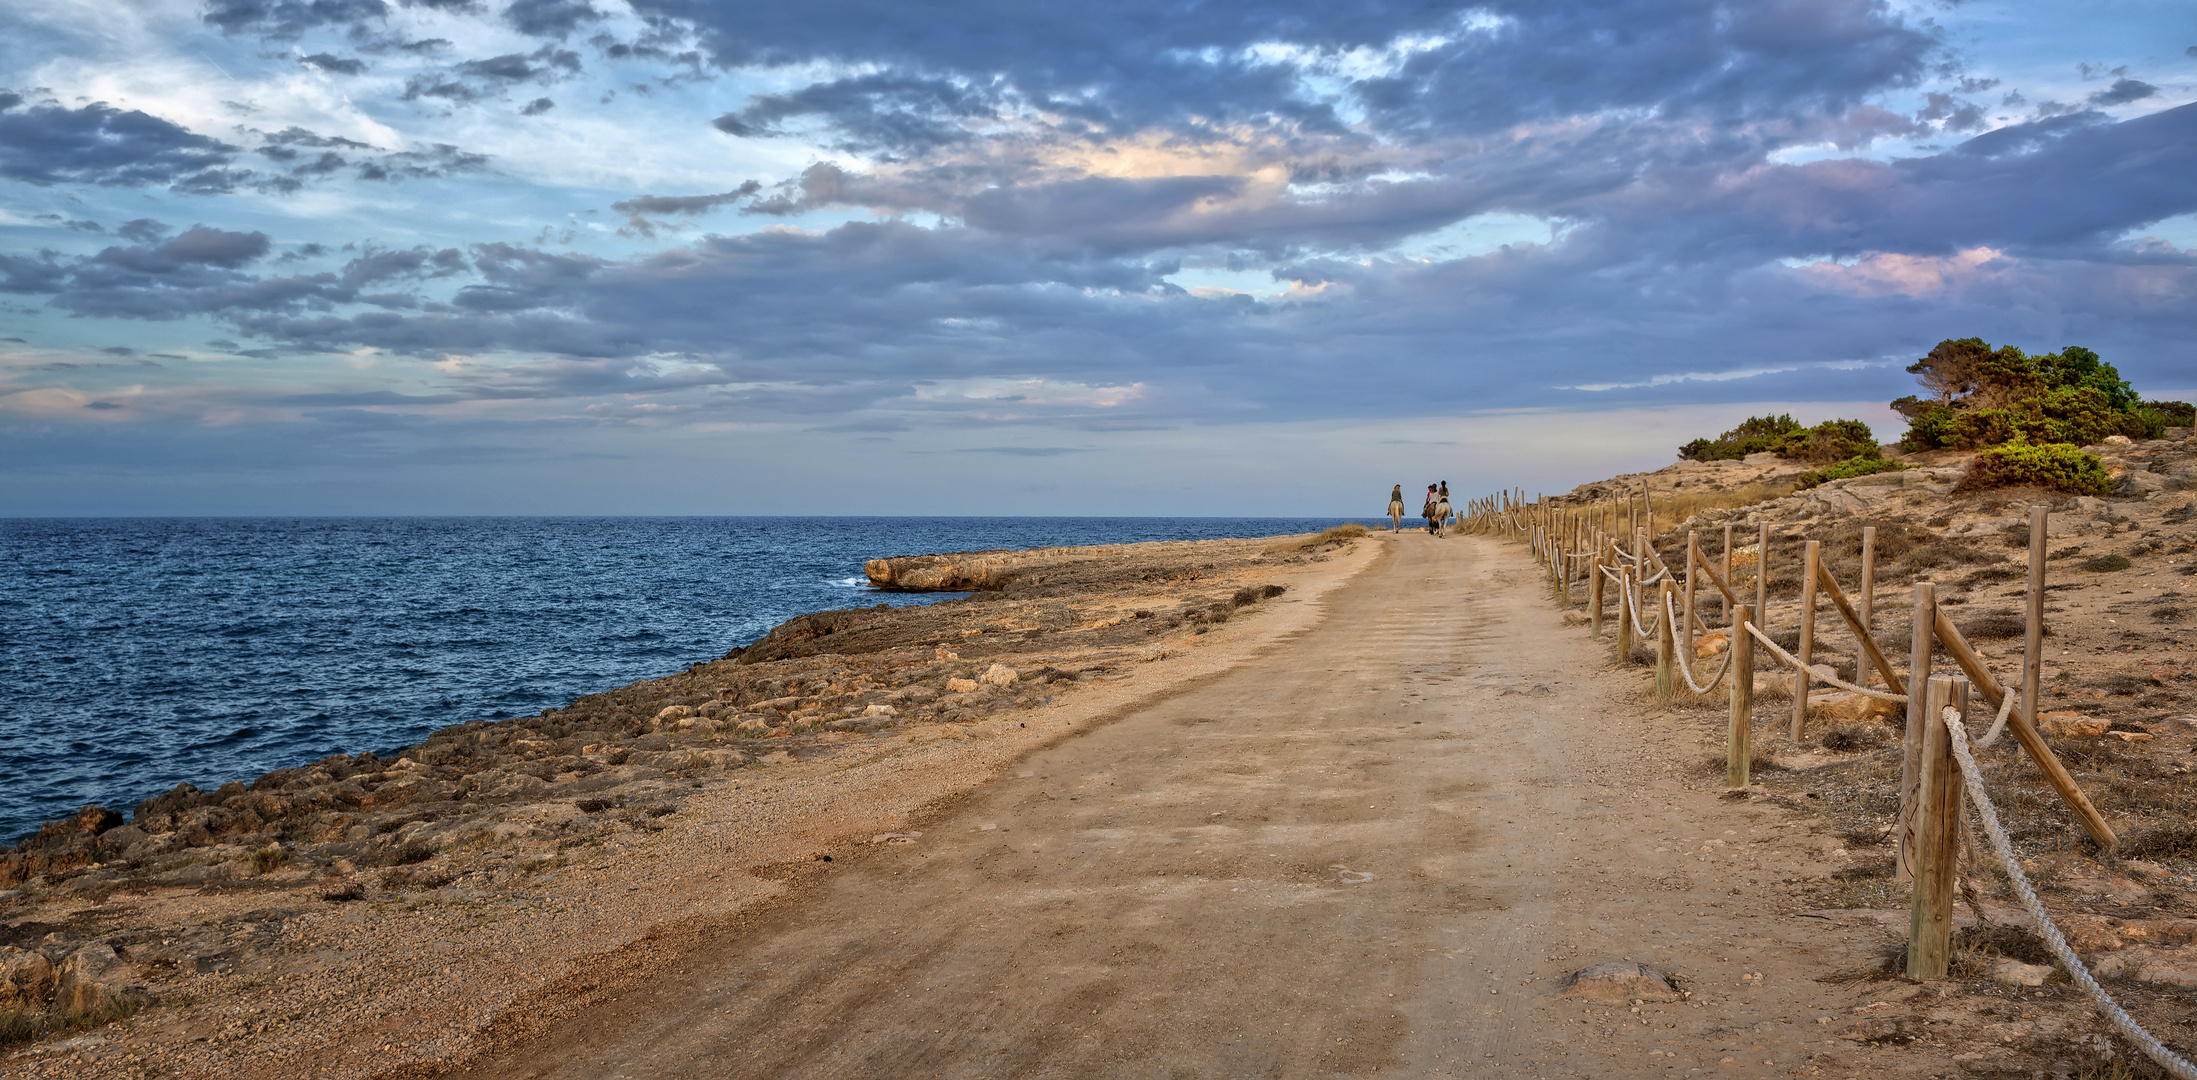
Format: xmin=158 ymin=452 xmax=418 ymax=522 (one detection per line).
xmin=0 ymin=528 xmax=1380 ymax=1078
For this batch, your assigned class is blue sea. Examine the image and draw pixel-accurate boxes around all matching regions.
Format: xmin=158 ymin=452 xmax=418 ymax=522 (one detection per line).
xmin=0 ymin=517 xmax=1351 ymax=843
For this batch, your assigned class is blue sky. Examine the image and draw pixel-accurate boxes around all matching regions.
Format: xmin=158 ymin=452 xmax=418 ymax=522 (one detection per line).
xmin=2 ymin=0 xmax=2192 ymax=515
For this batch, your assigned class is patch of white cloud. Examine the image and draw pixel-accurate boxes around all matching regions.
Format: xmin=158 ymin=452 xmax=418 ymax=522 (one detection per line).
xmin=1380 ymin=212 xmax=1568 ymax=262
xmin=1559 ymin=358 xmax=1899 ymax=393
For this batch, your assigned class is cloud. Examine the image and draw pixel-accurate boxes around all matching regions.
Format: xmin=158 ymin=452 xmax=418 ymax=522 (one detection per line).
xmin=0 ymin=96 xmax=240 ymax=188
xmin=609 ymin=182 xmax=762 ymax=236
xmin=520 ymin=97 xmax=555 ymax=115
xmin=503 ymin=0 xmax=603 ymax=38
xmin=201 ymin=0 xmax=389 ymax=40
xmin=2088 ymin=78 xmax=2157 ymax=106
xmin=299 ymin=53 xmax=369 ymax=75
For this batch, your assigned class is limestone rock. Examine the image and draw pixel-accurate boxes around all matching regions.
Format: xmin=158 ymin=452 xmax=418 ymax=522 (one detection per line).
xmin=1693 ymin=629 xmax=1728 ymax=659
xmin=54 ymin=942 xmax=128 ymax=1016
xmin=1556 ymin=962 xmax=1682 ymax=1004
xmin=2056 ymin=913 xmax=2123 ymax=954
xmin=1989 ymin=958 xmax=2053 ymax=987
xmin=1754 ymin=664 xmax=1834 ymax=698
xmin=0 ymin=946 xmax=57 ymax=1009
xmin=2039 ymin=711 xmax=2110 ymax=738
xmin=979 ymin=664 xmax=1018 ymax=687
xmin=947 ymin=677 xmax=980 ymax=693
xmin=1808 ymin=690 xmax=1898 ymax=724
xmin=2094 ymin=946 xmax=2197 ymax=987
xmin=863 ymin=704 xmax=897 ymax=717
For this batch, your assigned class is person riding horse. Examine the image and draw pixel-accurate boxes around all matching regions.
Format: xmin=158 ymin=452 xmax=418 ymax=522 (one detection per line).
xmin=1388 ymin=485 xmax=1406 ymax=531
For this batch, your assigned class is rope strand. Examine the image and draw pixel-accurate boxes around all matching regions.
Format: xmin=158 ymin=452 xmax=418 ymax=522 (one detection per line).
xmin=1947 ymin=713 xmax=2197 ymax=1080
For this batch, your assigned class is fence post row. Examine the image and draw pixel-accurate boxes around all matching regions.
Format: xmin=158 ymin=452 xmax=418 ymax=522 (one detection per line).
xmin=1455 ymin=493 xmax=2119 ymax=859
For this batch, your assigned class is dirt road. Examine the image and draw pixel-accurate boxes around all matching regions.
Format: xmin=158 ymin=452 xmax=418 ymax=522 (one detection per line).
xmin=458 ymin=534 xmax=1927 ymax=1079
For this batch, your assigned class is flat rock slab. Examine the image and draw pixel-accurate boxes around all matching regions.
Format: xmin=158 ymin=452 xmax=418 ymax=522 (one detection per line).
xmin=1557 ymin=962 xmax=1683 ymax=1004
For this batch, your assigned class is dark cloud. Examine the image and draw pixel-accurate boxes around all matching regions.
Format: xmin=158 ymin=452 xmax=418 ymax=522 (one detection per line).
xmin=1918 ymin=92 xmax=1985 ymax=132
xmin=405 ymin=46 xmax=582 ymax=105
xmin=2088 ymin=78 xmax=2157 ymax=106
xmin=714 ymin=74 xmax=1003 ymax=154
xmin=201 ymin=0 xmax=389 ymax=39
xmin=115 ymin=219 xmax=171 ymax=243
xmin=0 ymin=96 xmax=239 ymax=188
xmin=660 ymin=0 xmax=1936 ymax=152
xmin=0 ymin=252 xmax=72 ymax=295
xmin=520 ymin=97 xmax=555 ymax=115
xmin=504 ymin=0 xmax=603 ymax=38
xmin=609 ymin=182 xmax=761 ymax=236
xmin=299 ymin=53 xmax=369 ymax=75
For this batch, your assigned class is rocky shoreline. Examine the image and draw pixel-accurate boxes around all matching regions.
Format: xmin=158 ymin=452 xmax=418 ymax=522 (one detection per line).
xmin=0 ymin=527 xmax=1372 ymax=1076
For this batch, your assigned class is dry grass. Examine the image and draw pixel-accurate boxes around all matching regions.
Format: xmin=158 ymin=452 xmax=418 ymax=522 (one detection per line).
xmin=0 ymin=989 xmax=148 ymax=1050
xmin=1265 ymin=523 xmax=1369 ymax=553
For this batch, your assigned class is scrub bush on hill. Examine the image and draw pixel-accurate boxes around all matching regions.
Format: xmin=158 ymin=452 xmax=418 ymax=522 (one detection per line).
xmin=1677 ymin=415 xmax=1883 ymax=464
xmin=1794 ymin=455 xmax=1909 ymax=489
xmin=1954 ymin=441 xmax=2112 ymax=496
xmin=1894 ymin=338 xmax=2160 ymax=450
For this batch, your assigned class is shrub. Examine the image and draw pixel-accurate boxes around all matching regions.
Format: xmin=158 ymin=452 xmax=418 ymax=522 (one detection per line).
xmin=1895 ymin=339 xmax=2154 ymax=451
xmin=1790 ymin=419 xmax=1881 ymax=463
xmin=1679 ymin=415 xmax=1880 ymax=463
xmin=248 ymin=844 xmax=289 ymax=875
xmin=2081 ymin=554 xmax=2132 ymax=572
xmin=1794 ymin=455 xmax=1909 ymax=489
xmin=1678 ymin=413 xmax=1805 ymax=461
xmin=1956 ymin=441 xmax=2112 ymax=496
xmin=2139 ymin=399 xmax=2195 ymax=435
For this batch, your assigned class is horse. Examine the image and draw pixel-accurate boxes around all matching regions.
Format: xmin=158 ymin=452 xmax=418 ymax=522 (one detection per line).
xmin=1388 ymin=495 xmax=1406 ymax=531
xmin=1432 ymin=495 xmax=1453 ymax=536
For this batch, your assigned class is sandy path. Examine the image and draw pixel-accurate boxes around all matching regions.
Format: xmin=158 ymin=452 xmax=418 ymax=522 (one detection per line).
xmin=455 ymin=534 xmax=1939 ymax=1079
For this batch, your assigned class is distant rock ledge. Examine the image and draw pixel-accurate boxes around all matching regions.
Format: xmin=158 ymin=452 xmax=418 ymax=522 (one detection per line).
xmin=863 ymin=544 xmax=1141 ymax=592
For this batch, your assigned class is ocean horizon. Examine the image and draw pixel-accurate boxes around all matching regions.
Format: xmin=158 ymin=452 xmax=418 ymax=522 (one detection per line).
xmin=0 ymin=515 xmax=1362 ymax=842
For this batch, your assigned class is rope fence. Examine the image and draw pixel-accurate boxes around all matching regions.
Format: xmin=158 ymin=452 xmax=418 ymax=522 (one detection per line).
xmin=1454 ymin=489 xmax=2192 ymax=1066
xmin=1947 ymin=712 xmax=2197 ymax=1080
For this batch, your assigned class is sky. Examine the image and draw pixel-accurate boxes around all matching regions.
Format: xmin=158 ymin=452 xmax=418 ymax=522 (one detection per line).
xmin=1 ymin=0 xmax=2193 ymax=516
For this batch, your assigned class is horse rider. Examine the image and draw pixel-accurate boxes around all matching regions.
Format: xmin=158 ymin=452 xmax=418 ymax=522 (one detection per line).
xmin=1388 ymin=485 xmax=1406 ymax=531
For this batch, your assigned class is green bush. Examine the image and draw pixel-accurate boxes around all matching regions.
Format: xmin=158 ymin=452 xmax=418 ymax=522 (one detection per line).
xmin=1678 ymin=413 xmax=1805 ymax=461
xmin=1956 ymin=441 xmax=2112 ymax=496
xmin=1895 ymin=339 xmax=2154 ymax=451
xmin=2138 ymin=399 xmax=2195 ymax=436
xmin=1795 ymin=455 xmax=1910 ymax=489
xmin=1678 ymin=415 xmax=1880 ymax=463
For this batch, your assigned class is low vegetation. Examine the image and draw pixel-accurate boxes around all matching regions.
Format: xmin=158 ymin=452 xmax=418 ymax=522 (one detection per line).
xmin=1895 ymin=337 xmax=2189 ymax=450
xmin=1956 ymin=440 xmax=2114 ymax=496
xmin=1677 ymin=414 xmax=1880 ymax=465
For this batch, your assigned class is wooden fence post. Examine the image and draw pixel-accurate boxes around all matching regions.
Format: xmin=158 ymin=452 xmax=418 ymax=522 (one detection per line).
xmin=1617 ymin=566 xmax=1636 ymax=661
xmin=1898 ymin=581 xmax=1936 ymax=882
xmin=1730 ymin=604 xmax=1755 ymax=789
xmin=1754 ymin=520 xmax=1770 ymax=632
xmin=1791 ymin=539 xmax=1820 ymax=741
xmin=1590 ymin=549 xmax=1605 ymax=637
xmin=1684 ymin=530 xmax=1700 ymax=663
xmin=1721 ymin=523 xmax=1734 ymax=623
xmin=1857 ymin=526 xmax=1877 ymax=688
xmin=1907 ymin=674 xmax=1969 ymax=979
xmin=1656 ymin=579 xmax=1676 ymax=704
xmin=2024 ymin=506 xmax=2046 ymax=743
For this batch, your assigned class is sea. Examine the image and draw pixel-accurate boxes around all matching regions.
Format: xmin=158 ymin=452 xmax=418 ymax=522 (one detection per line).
xmin=0 ymin=516 xmax=1353 ymax=843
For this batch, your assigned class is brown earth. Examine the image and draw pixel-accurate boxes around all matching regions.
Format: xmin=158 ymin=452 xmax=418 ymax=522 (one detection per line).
xmin=0 ymin=530 xmax=1375 ymax=1077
